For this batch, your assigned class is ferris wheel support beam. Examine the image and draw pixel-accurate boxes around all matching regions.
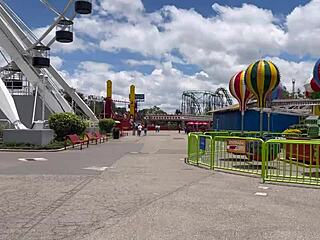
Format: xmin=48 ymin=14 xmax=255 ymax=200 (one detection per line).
xmin=44 ymin=66 xmax=98 ymax=121
xmin=0 ymin=2 xmax=98 ymax=122
xmin=0 ymin=19 xmax=67 ymax=114
xmin=27 ymin=0 xmax=74 ymax=51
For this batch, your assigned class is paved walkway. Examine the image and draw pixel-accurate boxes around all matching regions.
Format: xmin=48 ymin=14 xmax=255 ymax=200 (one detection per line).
xmin=1 ymin=131 xmax=320 ymax=239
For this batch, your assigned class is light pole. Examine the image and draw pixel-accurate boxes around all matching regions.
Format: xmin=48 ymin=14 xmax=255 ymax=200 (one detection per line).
xmin=292 ymin=79 xmax=296 ymax=98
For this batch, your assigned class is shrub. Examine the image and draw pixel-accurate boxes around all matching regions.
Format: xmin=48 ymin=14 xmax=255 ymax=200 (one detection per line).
xmin=98 ymin=118 xmax=116 ymax=133
xmin=48 ymin=112 xmax=86 ymax=140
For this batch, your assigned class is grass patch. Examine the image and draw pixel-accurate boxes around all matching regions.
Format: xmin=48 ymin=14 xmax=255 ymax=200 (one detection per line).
xmin=0 ymin=141 xmax=66 ymax=150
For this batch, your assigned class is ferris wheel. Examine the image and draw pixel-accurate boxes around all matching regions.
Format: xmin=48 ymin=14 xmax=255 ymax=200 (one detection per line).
xmin=0 ymin=0 xmax=96 ymax=129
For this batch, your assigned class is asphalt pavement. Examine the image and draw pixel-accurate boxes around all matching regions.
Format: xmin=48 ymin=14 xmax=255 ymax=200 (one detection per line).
xmin=1 ymin=131 xmax=320 ymax=240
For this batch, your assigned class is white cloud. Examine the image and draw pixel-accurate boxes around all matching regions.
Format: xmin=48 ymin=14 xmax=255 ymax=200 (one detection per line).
xmin=268 ymin=57 xmax=314 ymax=90
xmin=50 ymin=56 xmax=64 ymax=69
xmin=124 ymin=59 xmax=159 ymax=67
xmin=22 ymin=0 xmax=320 ymax=111
xmin=90 ymin=2 xmax=288 ymax=85
xmin=99 ymin=0 xmax=144 ymax=21
xmin=67 ymin=60 xmax=226 ymax=112
xmin=286 ymin=0 xmax=320 ymax=57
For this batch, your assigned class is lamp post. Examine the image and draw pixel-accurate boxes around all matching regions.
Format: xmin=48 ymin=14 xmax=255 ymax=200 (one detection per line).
xmin=292 ymin=79 xmax=296 ymax=99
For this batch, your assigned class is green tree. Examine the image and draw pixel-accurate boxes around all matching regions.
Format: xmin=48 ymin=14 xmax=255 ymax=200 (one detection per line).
xmin=48 ymin=112 xmax=87 ymax=140
xmin=98 ymin=118 xmax=116 ymax=134
xmin=282 ymin=86 xmax=291 ymax=99
xmin=139 ymin=106 xmax=167 ymax=116
xmin=310 ymin=92 xmax=320 ymax=99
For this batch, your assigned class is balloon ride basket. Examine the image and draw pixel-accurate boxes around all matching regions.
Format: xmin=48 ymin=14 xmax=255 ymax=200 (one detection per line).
xmin=3 ymin=129 xmax=54 ymax=146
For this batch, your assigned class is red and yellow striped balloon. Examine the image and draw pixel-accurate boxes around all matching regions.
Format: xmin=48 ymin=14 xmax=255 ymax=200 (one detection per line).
xmin=310 ymin=78 xmax=320 ymax=92
xmin=245 ymin=60 xmax=280 ymax=108
xmin=229 ymin=70 xmax=252 ymax=112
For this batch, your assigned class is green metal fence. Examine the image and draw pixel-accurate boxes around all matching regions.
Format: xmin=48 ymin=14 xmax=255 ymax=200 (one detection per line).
xmin=188 ymin=133 xmax=199 ymax=165
xmin=263 ymin=139 xmax=320 ymax=186
xmin=197 ymin=134 xmax=213 ymax=168
xmin=187 ymin=131 xmax=320 ymax=187
xmin=187 ymin=133 xmax=213 ymax=168
xmin=204 ymin=131 xmax=230 ymax=137
xmin=213 ymin=136 xmax=264 ymax=175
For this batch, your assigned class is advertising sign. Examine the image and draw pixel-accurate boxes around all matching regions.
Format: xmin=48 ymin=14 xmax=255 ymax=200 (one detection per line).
xmin=135 ymin=94 xmax=145 ymax=102
xmin=199 ymin=136 xmax=206 ymax=150
xmin=227 ymin=139 xmax=246 ymax=155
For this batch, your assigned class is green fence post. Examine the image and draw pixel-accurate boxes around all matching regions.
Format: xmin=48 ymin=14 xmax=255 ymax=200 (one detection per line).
xmin=187 ymin=133 xmax=193 ymax=164
xmin=196 ymin=135 xmax=199 ymax=166
xmin=211 ymin=136 xmax=215 ymax=170
xmin=261 ymin=141 xmax=266 ymax=183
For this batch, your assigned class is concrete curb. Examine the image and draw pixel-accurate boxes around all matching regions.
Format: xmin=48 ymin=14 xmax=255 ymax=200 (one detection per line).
xmin=0 ymin=140 xmax=112 ymax=153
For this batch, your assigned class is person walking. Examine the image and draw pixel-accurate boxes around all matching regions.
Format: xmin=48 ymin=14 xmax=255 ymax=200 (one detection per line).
xmin=144 ymin=125 xmax=148 ymax=136
xmin=137 ymin=124 xmax=142 ymax=136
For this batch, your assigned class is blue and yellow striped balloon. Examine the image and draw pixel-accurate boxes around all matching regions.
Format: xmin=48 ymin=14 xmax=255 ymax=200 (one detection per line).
xmin=245 ymin=60 xmax=280 ymax=108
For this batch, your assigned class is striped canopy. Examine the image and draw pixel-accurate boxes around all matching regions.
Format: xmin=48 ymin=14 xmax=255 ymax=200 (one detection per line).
xmin=229 ymin=70 xmax=252 ymax=112
xmin=245 ymin=60 xmax=280 ymax=108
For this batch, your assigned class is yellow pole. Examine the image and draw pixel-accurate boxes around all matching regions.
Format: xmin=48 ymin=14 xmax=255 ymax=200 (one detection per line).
xmin=106 ymin=80 xmax=112 ymax=98
xmin=130 ymin=85 xmax=135 ymax=117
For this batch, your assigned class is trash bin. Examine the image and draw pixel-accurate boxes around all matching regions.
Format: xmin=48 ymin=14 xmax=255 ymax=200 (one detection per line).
xmin=113 ymin=128 xmax=120 ymax=139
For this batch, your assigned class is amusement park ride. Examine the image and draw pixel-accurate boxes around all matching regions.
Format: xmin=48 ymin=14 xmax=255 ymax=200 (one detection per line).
xmin=181 ymin=89 xmax=233 ymax=115
xmin=0 ymin=0 xmax=96 ymax=129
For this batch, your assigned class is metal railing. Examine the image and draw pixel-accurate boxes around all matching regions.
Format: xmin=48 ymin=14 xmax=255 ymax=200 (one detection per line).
xmin=187 ymin=133 xmax=199 ymax=165
xmin=264 ymin=139 xmax=320 ymax=186
xmin=187 ymin=131 xmax=320 ymax=186
xmin=214 ymin=136 xmax=264 ymax=175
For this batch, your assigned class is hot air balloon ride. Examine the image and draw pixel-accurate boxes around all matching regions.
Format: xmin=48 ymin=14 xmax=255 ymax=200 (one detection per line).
xmin=245 ymin=60 xmax=280 ymax=134
xmin=313 ymin=59 xmax=320 ymax=86
xmin=310 ymin=78 xmax=320 ymax=92
xmin=267 ymin=82 xmax=283 ymax=101
xmin=229 ymin=70 xmax=252 ymax=132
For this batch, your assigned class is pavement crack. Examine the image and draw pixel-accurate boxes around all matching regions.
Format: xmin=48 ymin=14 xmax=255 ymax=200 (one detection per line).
xmin=10 ymin=176 xmax=95 ymax=240
xmin=98 ymin=172 xmax=213 ymax=231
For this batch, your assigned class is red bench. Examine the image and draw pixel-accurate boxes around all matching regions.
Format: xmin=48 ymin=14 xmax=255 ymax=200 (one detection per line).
xmin=85 ymin=132 xmax=98 ymax=144
xmin=65 ymin=134 xmax=89 ymax=150
xmin=94 ymin=132 xmax=108 ymax=143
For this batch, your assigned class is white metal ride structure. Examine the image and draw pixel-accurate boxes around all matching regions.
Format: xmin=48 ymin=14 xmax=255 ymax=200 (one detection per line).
xmin=0 ymin=0 xmax=97 ymax=129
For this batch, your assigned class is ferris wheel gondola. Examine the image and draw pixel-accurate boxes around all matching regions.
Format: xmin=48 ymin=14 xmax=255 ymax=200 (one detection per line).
xmin=0 ymin=0 xmax=98 ymax=129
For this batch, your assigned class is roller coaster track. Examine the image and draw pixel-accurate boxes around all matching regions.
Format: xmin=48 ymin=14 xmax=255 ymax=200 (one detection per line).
xmin=215 ymin=87 xmax=233 ymax=105
xmin=181 ymin=89 xmax=233 ymax=115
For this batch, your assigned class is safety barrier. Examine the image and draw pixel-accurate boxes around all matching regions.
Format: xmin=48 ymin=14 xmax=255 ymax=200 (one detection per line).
xmin=214 ymin=136 xmax=264 ymax=175
xmin=264 ymin=139 xmax=320 ymax=186
xmin=187 ymin=132 xmax=320 ymax=186
xmin=187 ymin=133 xmax=199 ymax=165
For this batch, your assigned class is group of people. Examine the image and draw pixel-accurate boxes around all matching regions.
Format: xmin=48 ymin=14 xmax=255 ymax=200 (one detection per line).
xmin=155 ymin=125 xmax=161 ymax=132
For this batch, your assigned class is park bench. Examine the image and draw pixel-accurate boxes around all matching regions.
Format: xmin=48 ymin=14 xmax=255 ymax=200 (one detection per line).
xmin=94 ymin=131 xmax=108 ymax=143
xmin=64 ymin=134 xmax=89 ymax=150
xmin=85 ymin=132 xmax=98 ymax=144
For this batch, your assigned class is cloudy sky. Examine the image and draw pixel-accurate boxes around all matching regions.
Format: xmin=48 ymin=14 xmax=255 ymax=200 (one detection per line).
xmin=2 ymin=0 xmax=320 ymax=112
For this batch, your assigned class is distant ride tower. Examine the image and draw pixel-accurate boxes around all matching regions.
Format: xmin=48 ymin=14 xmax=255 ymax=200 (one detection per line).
xmin=129 ymin=85 xmax=136 ymax=118
xmin=104 ymin=80 xmax=113 ymax=118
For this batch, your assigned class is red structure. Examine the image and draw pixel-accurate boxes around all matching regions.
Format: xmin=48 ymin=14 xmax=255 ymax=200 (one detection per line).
xmin=104 ymin=97 xmax=113 ymax=118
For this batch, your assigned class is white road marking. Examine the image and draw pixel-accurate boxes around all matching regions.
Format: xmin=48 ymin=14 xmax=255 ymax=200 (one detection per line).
xmin=18 ymin=157 xmax=48 ymax=162
xmin=254 ymin=192 xmax=268 ymax=196
xmin=130 ymin=152 xmax=139 ymax=154
xmin=82 ymin=166 xmax=113 ymax=171
xmin=258 ymin=186 xmax=269 ymax=190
